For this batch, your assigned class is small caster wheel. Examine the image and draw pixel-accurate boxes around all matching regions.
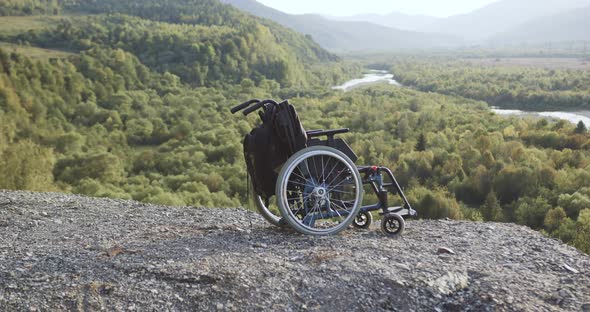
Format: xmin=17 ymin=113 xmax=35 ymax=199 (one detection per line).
xmin=352 ymin=211 xmax=373 ymax=229
xmin=381 ymin=213 xmax=405 ymax=236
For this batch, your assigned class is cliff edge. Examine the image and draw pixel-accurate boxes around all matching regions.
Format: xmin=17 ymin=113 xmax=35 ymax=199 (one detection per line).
xmin=0 ymin=190 xmax=589 ymax=311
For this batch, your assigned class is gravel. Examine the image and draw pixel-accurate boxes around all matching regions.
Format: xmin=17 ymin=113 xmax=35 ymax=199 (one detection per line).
xmin=1 ymin=190 xmax=589 ymax=311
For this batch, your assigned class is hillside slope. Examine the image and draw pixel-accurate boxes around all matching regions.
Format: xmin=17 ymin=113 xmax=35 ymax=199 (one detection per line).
xmin=421 ymin=0 xmax=590 ymax=41
xmin=1 ymin=0 xmax=345 ymax=88
xmin=490 ymin=5 xmax=590 ymax=44
xmin=1 ymin=190 xmax=589 ymax=311
xmin=220 ymin=0 xmax=461 ymax=51
xmin=325 ymin=11 xmax=440 ymax=32
xmin=62 ymin=0 xmax=337 ymax=62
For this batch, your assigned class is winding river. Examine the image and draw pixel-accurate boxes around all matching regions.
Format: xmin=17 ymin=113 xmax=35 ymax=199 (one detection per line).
xmin=334 ymin=70 xmax=589 ymax=126
xmin=491 ymin=108 xmax=590 ymax=126
xmin=332 ymin=70 xmax=400 ymax=91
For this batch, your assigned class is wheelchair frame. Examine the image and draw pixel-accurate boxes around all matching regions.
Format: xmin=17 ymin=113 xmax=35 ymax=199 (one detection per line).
xmin=232 ymin=98 xmax=416 ymax=236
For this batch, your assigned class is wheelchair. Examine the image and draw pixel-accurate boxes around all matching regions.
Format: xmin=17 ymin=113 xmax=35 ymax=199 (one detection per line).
xmin=231 ymin=99 xmax=416 ymax=236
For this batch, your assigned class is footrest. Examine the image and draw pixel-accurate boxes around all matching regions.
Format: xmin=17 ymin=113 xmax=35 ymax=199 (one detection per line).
xmin=386 ymin=206 xmax=404 ymax=214
xmin=382 ymin=207 xmax=417 ymax=217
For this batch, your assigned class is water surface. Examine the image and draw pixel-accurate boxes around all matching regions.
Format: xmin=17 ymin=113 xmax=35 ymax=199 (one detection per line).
xmin=332 ymin=70 xmax=400 ymax=91
xmin=336 ymin=71 xmax=589 ymax=126
xmin=491 ymin=108 xmax=590 ymax=125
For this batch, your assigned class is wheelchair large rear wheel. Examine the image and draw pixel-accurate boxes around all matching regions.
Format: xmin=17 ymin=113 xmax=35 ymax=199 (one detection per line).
xmin=276 ymin=146 xmax=363 ymax=235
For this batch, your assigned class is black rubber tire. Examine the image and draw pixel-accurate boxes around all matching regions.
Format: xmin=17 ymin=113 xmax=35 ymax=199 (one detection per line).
xmin=252 ymin=190 xmax=286 ymax=227
xmin=381 ymin=213 xmax=405 ymax=236
xmin=352 ymin=211 xmax=373 ymax=229
xmin=276 ymin=146 xmax=363 ymax=236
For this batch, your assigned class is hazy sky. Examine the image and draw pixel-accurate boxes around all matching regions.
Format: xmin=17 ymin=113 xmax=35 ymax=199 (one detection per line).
xmin=256 ymin=0 xmax=500 ymax=17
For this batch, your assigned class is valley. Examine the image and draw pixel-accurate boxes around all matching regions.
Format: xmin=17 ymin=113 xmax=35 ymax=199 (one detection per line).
xmin=0 ymin=0 xmax=589 ymax=265
xmin=467 ymin=57 xmax=590 ymax=70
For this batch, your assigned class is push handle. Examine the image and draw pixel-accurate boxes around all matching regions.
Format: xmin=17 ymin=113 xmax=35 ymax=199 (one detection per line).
xmin=231 ymin=99 xmax=260 ymax=114
xmin=243 ymin=99 xmax=278 ymax=116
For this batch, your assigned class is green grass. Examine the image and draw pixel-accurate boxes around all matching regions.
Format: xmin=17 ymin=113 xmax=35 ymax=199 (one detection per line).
xmin=0 ymin=15 xmax=62 ymax=36
xmin=0 ymin=42 xmax=74 ymax=59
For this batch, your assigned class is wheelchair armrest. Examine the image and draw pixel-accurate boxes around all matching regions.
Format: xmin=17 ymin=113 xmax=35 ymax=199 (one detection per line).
xmin=306 ymin=128 xmax=349 ymax=138
xmin=306 ymin=129 xmax=324 ymax=135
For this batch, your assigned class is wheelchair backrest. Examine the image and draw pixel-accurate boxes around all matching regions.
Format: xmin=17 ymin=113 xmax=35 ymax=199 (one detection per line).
xmin=273 ymin=100 xmax=307 ymax=156
xmin=243 ymin=100 xmax=307 ymax=201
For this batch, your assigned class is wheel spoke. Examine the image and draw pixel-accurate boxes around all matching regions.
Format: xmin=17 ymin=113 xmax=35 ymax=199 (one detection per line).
xmin=291 ymin=196 xmax=311 ymax=218
xmin=327 ymin=188 xmax=355 ymax=195
xmin=329 ymin=201 xmax=343 ymax=219
xmin=326 ymin=178 xmax=355 ymax=194
xmin=324 ymin=163 xmax=340 ymax=185
xmin=311 ymin=155 xmax=320 ymax=182
xmin=286 ymin=179 xmax=307 ymax=187
xmin=323 ymin=156 xmax=332 ymax=182
xmin=321 ymin=155 xmax=325 ymax=183
xmin=291 ymin=166 xmax=309 ymax=182
xmin=278 ymin=148 xmax=362 ymax=235
xmin=330 ymin=200 xmax=351 ymax=214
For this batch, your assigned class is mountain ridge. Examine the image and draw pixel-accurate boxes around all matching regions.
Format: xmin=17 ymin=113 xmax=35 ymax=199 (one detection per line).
xmin=489 ymin=4 xmax=590 ymax=45
xmin=220 ymin=0 xmax=462 ymax=51
xmin=324 ymin=11 xmax=440 ymax=32
xmin=421 ymin=0 xmax=590 ymax=41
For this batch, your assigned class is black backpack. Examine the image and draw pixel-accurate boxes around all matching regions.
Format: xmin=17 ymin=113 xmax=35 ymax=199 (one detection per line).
xmin=243 ymin=100 xmax=307 ymax=201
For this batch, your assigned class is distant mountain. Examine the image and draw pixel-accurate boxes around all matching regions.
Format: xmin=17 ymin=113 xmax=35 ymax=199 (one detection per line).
xmin=490 ymin=5 xmax=590 ymax=44
xmin=220 ymin=0 xmax=461 ymax=51
xmin=421 ymin=0 xmax=590 ymax=41
xmin=325 ymin=11 xmax=440 ymax=32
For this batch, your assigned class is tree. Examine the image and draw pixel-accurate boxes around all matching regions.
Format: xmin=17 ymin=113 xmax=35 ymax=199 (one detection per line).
xmin=54 ymin=152 xmax=125 ymax=185
xmin=409 ymin=99 xmax=420 ymax=112
xmin=0 ymin=140 xmax=56 ymax=191
xmin=494 ymin=166 xmax=534 ymax=204
xmin=126 ymin=118 xmax=154 ymax=145
xmin=415 ymin=133 xmax=427 ymax=151
xmin=55 ymin=132 xmax=85 ymax=153
xmin=407 ymin=187 xmax=463 ymax=220
xmin=482 ymin=191 xmax=504 ymax=222
xmin=573 ymin=209 xmax=590 ymax=253
xmin=575 ymin=121 xmax=587 ymax=134
xmin=544 ymin=207 xmax=566 ymax=233
xmin=553 ymin=218 xmax=577 ymax=243
xmin=515 ymin=197 xmax=551 ymax=229
xmin=557 ymin=190 xmax=590 ymax=219
xmin=396 ymin=118 xmax=409 ymax=142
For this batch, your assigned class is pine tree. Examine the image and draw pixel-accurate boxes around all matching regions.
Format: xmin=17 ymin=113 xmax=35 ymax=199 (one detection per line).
xmin=415 ymin=133 xmax=427 ymax=151
xmin=574 ymin=121 xmax=587 ymax=134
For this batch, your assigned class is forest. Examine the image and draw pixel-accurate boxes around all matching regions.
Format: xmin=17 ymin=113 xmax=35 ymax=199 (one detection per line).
xmin=0 ymin=0 xmax=589 ymax=253
xmin=389 ymin=57 xmax=590 ymax=110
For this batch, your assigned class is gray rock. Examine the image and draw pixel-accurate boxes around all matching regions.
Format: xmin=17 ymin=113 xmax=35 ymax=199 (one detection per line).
xmin=563 ymin=263 xmax=579 ymax=274
xmin=427 ymin=271 xmax=469 ymax=295
xmin=0 ymin=190 xmax=589 ymax=311
xmin=437 ymin=247 xmax=456 ymax=255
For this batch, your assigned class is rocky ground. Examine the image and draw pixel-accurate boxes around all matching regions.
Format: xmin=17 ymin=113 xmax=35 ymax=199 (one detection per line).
xmin=0 ymin=190 xmax=589 ymax=311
